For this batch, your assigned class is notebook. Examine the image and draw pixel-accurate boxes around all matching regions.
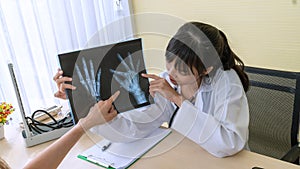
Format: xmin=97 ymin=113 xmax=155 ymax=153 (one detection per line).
xmin=78 ymin=128 xmax=171 ymax=169
xmin=58 ymin=38 xmax=153 ymax=123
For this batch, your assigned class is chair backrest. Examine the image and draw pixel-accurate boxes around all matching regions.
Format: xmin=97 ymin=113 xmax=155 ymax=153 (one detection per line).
xmin=245 ymin=66 xmax=300 ymax=159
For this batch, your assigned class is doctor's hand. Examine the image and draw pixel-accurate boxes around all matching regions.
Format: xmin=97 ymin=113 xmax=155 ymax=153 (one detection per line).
xmin=53 ymin=69 xmax=76 ymax=100
xmin=79 ymin=91 xmax=120 ymax=130
xmin=110 ymin=53 xmax=147 ymax=104
xmin=142 ymin=73 xmax=183 ymax=106
xmin=75 ymin=57 xmax=101 ymax=102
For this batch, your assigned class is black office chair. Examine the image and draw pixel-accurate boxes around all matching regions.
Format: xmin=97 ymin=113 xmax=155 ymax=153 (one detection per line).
xmin=245 ymin=66 xmax=300 ymax=164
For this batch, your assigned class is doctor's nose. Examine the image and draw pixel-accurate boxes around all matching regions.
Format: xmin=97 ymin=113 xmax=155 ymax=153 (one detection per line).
xmin=168 ymin=67 xmax=178 ymax=78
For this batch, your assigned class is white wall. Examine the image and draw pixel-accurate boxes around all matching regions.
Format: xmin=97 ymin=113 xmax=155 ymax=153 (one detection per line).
xmin=132 ymin=0 xmax=300 ymax=72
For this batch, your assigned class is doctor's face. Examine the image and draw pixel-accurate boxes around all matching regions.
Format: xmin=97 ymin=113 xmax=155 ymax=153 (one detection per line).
xmin=166 ymin=58 xmax=200 ymax=87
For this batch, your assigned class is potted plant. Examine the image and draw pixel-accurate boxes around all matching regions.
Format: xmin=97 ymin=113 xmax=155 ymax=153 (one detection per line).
xmin=0 ymin=102 xmax=15 ymax=139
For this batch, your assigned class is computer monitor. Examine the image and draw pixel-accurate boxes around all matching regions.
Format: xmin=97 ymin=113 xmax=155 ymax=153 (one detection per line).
xmin=58 ymin=38 xmax=152 ymax=123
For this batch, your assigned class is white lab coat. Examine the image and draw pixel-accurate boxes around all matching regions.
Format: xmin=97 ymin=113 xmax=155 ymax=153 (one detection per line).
xmin=91 ymin=68 xmax=249 ymax=158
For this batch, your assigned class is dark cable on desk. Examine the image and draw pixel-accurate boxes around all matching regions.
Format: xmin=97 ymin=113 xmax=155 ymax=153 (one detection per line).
xmin=25 ymin=109 xmax=73 ymax=134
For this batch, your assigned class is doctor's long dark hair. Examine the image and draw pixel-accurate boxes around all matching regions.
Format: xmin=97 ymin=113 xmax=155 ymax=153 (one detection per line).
xmin=165 ymin=22 xmax=249 ymax=92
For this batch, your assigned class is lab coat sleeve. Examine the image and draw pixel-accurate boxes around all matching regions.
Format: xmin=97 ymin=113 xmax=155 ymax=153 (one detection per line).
xmin=90 ymin=94 xmax=174 ymax=143
xmin=173 ymin=83 xmax=249 ymax=157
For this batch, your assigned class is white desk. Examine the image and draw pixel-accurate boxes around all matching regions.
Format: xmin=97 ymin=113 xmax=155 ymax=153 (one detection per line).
xmin=0 ymin=123 xmax=299 ymax=169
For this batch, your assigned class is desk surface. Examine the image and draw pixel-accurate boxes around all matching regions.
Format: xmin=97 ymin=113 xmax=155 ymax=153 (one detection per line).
xmin=0 ymin=123 xmax=299 ymax=169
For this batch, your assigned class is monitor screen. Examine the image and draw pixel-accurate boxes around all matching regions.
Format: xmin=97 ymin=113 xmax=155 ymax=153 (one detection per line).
xmin=58 ymin=38 xmax=152 ymax=123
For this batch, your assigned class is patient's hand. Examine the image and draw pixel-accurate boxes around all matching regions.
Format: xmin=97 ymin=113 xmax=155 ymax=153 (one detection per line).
xmin=79 ymin=91 xmax=120 ymax=130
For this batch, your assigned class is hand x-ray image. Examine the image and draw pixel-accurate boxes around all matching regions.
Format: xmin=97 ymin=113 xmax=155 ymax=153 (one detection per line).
xmin=58 ymin=39 xmax=152 ymax=123
xmin=75 ymin=57 xmax=101 ymax=102
xmin=110 ymin=53 xmax=147 ymax=105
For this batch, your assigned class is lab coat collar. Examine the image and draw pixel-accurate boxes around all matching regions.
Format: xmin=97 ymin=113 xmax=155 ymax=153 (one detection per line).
xmin=199 ymin=67 xmax=224 ymax=92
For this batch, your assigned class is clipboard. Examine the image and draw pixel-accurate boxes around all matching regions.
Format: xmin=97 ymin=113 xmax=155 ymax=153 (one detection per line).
xmin=78 ymin=128 xmax=172 ymax=169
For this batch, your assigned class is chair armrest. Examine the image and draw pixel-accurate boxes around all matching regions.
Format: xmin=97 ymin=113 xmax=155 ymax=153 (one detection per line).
xmin=280 ymin=144 xmax=300 ymax=164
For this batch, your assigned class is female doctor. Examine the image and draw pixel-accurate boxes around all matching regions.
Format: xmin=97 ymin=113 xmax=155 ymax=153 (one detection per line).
xmin=54 ymin=21 xmax=249 ymax=158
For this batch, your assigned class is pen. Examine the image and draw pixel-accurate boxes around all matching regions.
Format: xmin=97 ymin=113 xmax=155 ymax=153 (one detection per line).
xmin=102 ymin=142 xmax=112 ymax=151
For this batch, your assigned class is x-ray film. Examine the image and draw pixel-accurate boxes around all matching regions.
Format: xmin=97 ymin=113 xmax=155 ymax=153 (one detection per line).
xmin=58 ymin=39 xmax=152 ymax=123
